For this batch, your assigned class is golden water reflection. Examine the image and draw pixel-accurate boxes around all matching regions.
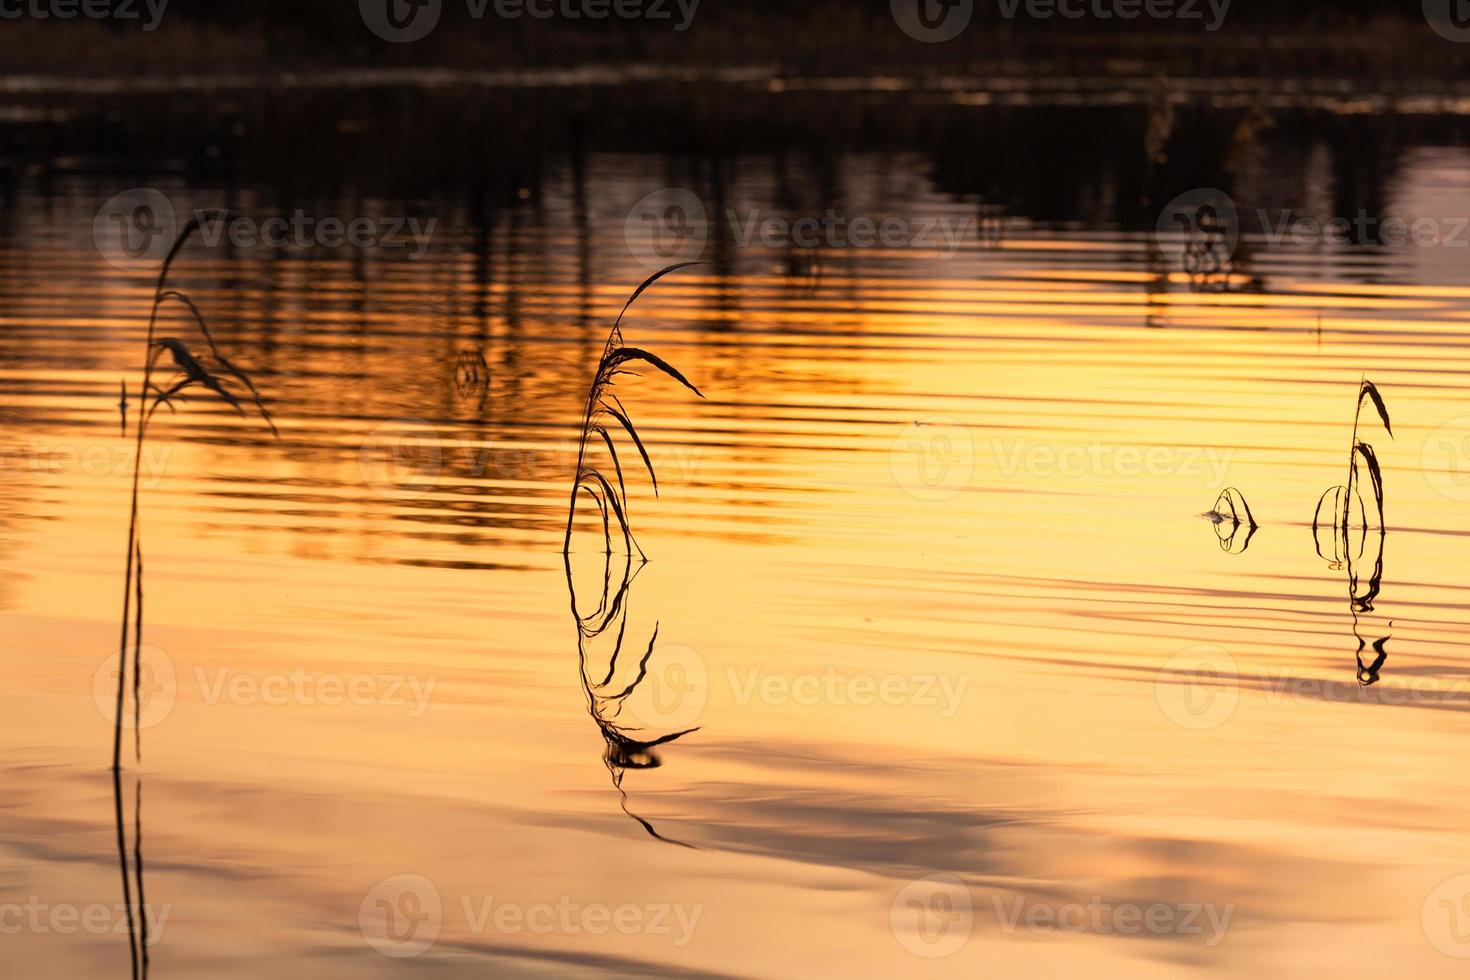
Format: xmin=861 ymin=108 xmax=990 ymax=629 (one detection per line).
xmin=3 ymin=138 xmax=1470 ymax=977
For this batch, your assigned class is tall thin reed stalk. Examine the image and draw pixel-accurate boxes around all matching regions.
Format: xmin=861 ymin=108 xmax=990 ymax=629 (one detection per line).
xmin=112 ymin=220 xmax=277 ymax=771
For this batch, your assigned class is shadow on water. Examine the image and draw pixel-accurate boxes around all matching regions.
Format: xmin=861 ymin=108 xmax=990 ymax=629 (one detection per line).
xmin=561 ymin=263 xmax=705 ymax=847
xmin=1312 ymin=379 xmax=1393 ymax=685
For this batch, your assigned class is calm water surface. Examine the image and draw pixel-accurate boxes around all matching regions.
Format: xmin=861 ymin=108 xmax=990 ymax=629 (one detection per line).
xmin=4 ymin=85 xmax=1470 ymax=977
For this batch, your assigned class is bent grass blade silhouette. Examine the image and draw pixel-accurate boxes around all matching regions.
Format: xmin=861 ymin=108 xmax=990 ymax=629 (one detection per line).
xmin=562 ymin=263 xmax=704 ymax=846
xmin=112 ymin=219 xmax=278 ymax=771
xmin=1310 ymin=378 xmax=1392 ymax=684
xmin=562 ymin=261 xmax=703 ymax=560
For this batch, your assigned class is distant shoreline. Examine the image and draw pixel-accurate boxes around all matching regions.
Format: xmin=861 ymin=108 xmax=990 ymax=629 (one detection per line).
xmin=0 ymin=64 xmax=1467 ymax=116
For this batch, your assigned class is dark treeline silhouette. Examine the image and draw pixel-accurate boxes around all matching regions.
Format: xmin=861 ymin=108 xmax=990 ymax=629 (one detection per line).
xmin=1 ymin=84 xmax=1461 ymax=232
xmin=0 ymin=0 xmax=1458 ymax=78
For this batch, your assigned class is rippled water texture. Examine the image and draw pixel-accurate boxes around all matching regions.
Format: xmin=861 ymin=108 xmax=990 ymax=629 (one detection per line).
xmin=4 ymin=85 xmax=1470 ymax=977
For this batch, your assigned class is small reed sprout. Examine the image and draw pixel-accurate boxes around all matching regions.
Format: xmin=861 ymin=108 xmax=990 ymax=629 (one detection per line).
xmin=1204 ymin=486 xmax=1257 ymax=553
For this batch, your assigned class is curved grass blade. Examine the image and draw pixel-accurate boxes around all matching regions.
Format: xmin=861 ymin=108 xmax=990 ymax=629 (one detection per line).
xmin=158 ymin=289 xmax=277 ymax=434
xmin=1312 ymin=485 xmax=1346 ymax=562
xmin=604 ymin=348 xmax=704 ymax=399
xmin=1358 ymin=379 xmax=1392 ymax=438
xmin=603 ymin=401 xmax=659 ymax=495
xmin=592 ymin=425 xmax=633 ymax=517
xmin=1353 ymin=440 xmax=1385 ymax=529
xmin=611 ymin=261 xmax=702 ymax=334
